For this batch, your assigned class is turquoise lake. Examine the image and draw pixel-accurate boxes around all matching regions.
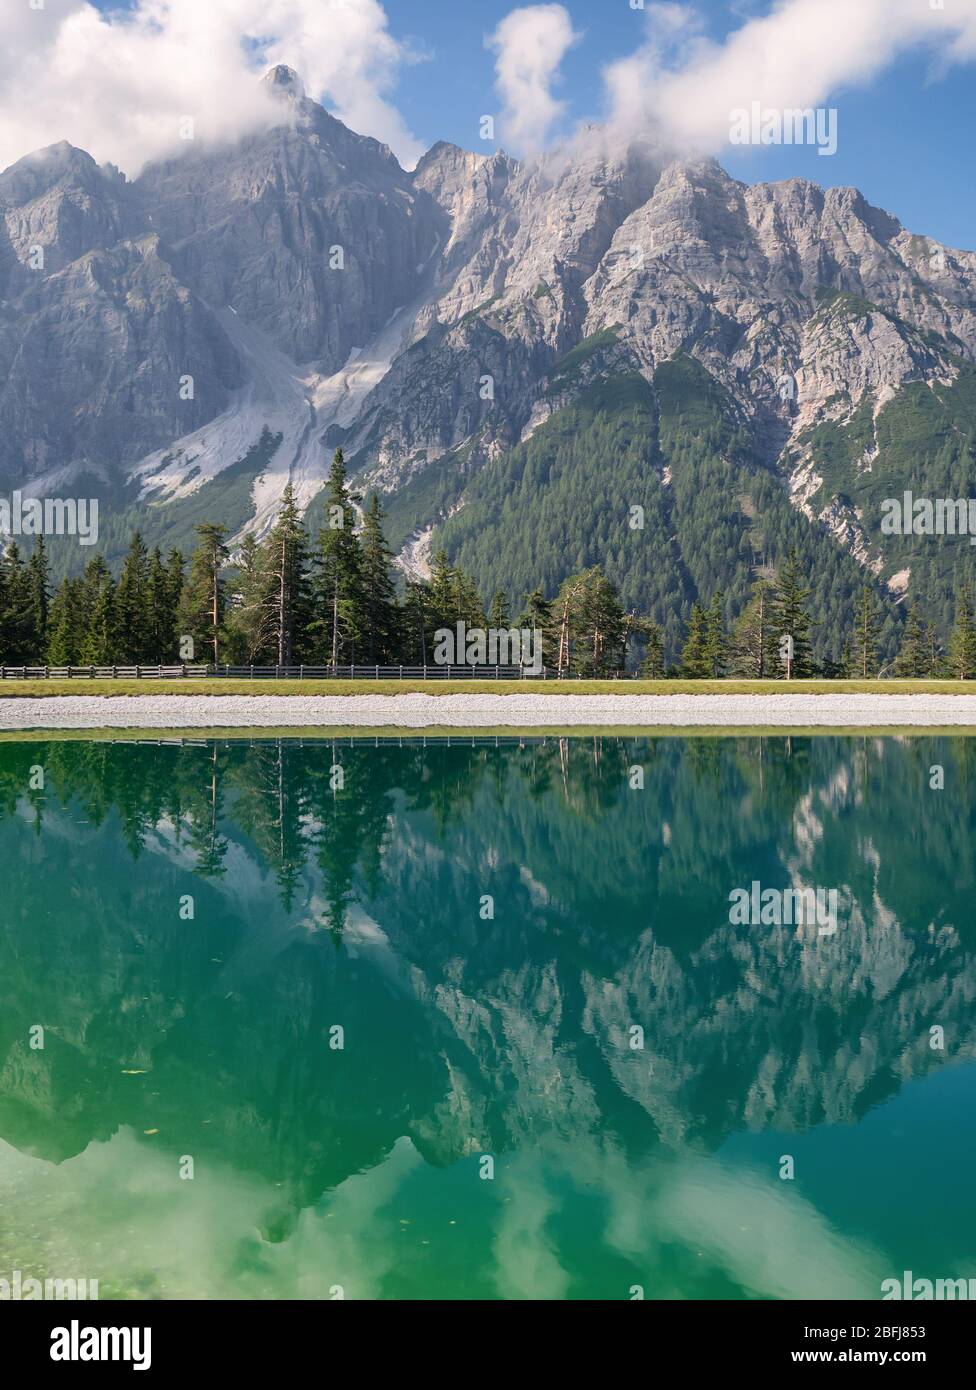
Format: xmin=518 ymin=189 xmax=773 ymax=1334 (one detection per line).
xmin=0 ymin=733 xmax=974 ymax=1300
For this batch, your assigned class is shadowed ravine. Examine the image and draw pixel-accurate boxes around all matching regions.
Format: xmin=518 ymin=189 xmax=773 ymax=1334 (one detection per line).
xmin=0 ymin=735 xmax=974 ymax=1299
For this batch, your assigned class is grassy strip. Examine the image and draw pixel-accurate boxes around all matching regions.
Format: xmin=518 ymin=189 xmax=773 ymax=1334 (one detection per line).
xmin=0 ymin=726 xmax=974 ymax=743
xmin=3 ymin=678 xmax=976 ymax=698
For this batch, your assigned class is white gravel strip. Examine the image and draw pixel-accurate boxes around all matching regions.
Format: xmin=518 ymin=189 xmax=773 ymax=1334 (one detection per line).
xmin=2 ymin=693 xmax=976 ymax=729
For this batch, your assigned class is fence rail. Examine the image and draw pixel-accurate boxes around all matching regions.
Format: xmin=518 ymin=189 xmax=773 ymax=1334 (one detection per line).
xmin=0 ymin=664 xmax=614 ymax=681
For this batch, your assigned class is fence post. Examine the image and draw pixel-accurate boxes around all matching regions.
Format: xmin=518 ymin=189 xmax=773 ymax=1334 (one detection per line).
xmin=399 ymin=665 xmax=403 ymax=680
xmin=250 ymin=665 xmax=254 ymax=679
xmin=375 ymin=665 xmax=379 ymax=681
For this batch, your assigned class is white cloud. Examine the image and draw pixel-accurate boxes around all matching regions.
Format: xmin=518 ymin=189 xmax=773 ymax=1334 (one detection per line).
xmin=604 ymin=0 xmax=976 ymax=156
xmin=0 ymin=0 xmax=424 ymax=178
xmin=488 ymin=4 xmax=579 ymax=155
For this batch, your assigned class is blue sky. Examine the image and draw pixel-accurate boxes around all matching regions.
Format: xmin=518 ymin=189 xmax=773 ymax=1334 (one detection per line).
xmin=384 ymin=0 xmax=976 ymax=250
xmin=79 ymin=1 xmax=976 ymax=249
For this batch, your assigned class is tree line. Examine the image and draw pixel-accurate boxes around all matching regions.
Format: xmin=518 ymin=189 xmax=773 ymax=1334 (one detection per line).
xmin=3 ymin=449 xmax=976 ymax=678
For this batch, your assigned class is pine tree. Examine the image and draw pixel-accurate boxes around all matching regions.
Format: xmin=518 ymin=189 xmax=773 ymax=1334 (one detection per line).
xmin=0 ymin=542 xmax=35 ymax=663
xmin=851 ymin=584 xmax=880 ymax=679
xmin=772 ymin=547 xmax=814 ymax=679
xmin=313 ymin=449 xmax=364 ymax=666
xmin=178 ymin=524 xmax=228 ymax=667
xmin=225 ymin=533 xmax=275 ymax=664
xmin=146 ymin=547 xmax=180 ymax=662
xmin=47 ymin=578 xmax=84 ymax=665
xmin=115 ymin=531 xmax=152 ymax=662
xmin=26 ymin=536 xmax=49 ymax=660
xmin=263 ymin=484 xmax=311 ymax=665
xmin=488 ymin=590 xmax=510 ymax=628
xmin=703 ymin=590 xmax=726 ymax=677
xmin=427 ymin=550 xmax=456 ymax=634
xmin=680 ymin=602 xmax=711 ymax=678
xmin=517 ymin=587 xmax=555 ymax=669
xmin=893 ymin=607 xmax=929 ymax=678
xmin=78 ymin=558 xmax=116 ymax=665
xmin=402 ymin=579 xmax=431 ymax=664
xmin=948 ymin=583 xmax=976 ymax=679
xmin=639 ymin=622 xmax=665 ymax=678
xmin=730 ymin=579 xmax=775 ymax=677
xmin=569 ymin=567 xmax=625 ymax=676
xmin=358 ymin=494 xmax=400 ymax=664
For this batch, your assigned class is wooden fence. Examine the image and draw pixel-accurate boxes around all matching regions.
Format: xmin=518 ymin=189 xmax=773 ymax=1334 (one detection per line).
xmin=0 ymin=664 xmax=611 ymax=681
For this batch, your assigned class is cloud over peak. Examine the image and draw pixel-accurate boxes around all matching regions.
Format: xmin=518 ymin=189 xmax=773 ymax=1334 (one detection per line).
xmin=0 ymin=0 xmax=425 ymax=178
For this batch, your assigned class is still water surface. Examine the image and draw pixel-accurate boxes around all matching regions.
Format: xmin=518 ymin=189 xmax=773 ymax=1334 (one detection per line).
xmin=0 ymin=734 xmax=974 ymax=1300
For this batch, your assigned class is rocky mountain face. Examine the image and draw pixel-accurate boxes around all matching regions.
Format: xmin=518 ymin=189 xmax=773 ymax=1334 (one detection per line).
xmin=2 ymin=69 xmax=975 ymax=639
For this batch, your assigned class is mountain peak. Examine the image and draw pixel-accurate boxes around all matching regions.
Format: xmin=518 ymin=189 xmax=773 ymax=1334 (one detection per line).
xmin=262 ymin=65 xmax=305 ymax=101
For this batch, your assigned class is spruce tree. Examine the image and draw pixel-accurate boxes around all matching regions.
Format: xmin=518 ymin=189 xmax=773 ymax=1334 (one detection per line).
xmin=314 ymin=449 xmax=363 ymax=666
xmin=146 ymin=547 xmax=180 ymax=662
xmin=0 ymin=542 xmax=35 ymax=663
xmin=359 ymin=493 xmax=400 ymax=664
xmin=680 ymin=602 xmax=711 ymax=678
xmin=893 ymin=607 xmax=928 ymax=678
xmin=78 ymin=558 xmax=117 ymax=665
xmin=639 ymin=622 xmax=665 ymax=678
xmin=488 ymin=591 xmax=510 ymax=628
xmin=772 ymin=547 xmax=814 ymax=678
xmin=47 ymin=578 xmax=84 ymax=666
xmin=851 ymin=584 xmax=880 ymax=679
xmin=225 ymin=533 xmax=274 ymax=664
xmin=703 ymin=590 xmax=727 ymax=677
xmin=26 ymin=536 xmax=49 ymax=660
xmin=948 ymin=583 xmax=976 ymax=679
xmin=178 ymin=524 xmax=228 ymax=667
xmin=263 ymin=484 xmax=311 ymax=665
xmin=730 ymin=579 xmax=775 ymax=677
xmin=116 ymin=532 xmax=151 ymax=662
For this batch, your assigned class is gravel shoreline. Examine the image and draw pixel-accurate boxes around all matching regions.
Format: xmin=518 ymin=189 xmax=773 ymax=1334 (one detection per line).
xmin=2 ymin=693 xmax=976 ymax=729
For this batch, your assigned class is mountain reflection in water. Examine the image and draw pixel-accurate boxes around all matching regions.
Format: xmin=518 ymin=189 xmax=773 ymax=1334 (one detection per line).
xmin=0 ymin=734 xmax=973 ymax=1300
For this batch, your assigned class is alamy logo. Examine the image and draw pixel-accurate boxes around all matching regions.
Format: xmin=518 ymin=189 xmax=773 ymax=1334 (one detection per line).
xmin=729 ymin=881 xmax=838 ymax=936
xmin=432 ymin=621 xmax=543 ymax=676
xmin=0 ymin=491 xmax=99 ymax=545
xmin=729 ymin=102 xmax=838 ymax=156
xmin=882 ymin=1271 xmax=976 ymax=1300
xmin=881 ymin=492 xmax=976 ymax=545
xmin=1 ymin=1269 xmax=98 ymax=1300
xmin=50 ymin=1321 xmax=150 ymax=1371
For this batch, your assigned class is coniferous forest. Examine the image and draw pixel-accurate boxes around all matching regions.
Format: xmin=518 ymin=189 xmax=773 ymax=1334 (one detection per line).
xmin=3 ymin=449 xmax=976 ymax=679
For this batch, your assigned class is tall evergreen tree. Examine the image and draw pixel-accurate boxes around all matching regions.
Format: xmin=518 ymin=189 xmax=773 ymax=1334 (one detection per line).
xmin=680 ymin=602 xmax=711 ymax=678
xmin=115 ymin=531 xmax=152 ymax=662
xmin=772 ymin=547 xmax=814 ymax=678
xmin=263 ymin=484 xmax=311 ymax=666
xmin=488 ymin=590 xmax=510 ymax=628
xmin=703 ymin=590 xmax=727 ymax=677
xmin=178 ymin=524 xmax=229 ymax=666
xmin=225 ymin=533 xmax=275 ymax=664
xmin=78 ymin=557 xmax=116 ymax=665
xmin=47 ymin=577 xmax=84 ymax=666
xmin=851 ymin=584 xmax=880 ymax=679
xmin=948 ymin=583 xmax=976 ymax=679
xmin=893 ymin=607 xmax=929 ymax=678
xmin=0 ymin=542 xmax=35 ymax=663
xmin=638 ymin=621 xmax=665 ymax=678
xmin=730 ymin=578 xmax=775 ymax=678
xmin=358 ymin=493 xmax=400 ymax=664
xmin=314 ymin=449 xmax=364 ymax=665
xmin=26 ymin=536 xmax=49 ymax=660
